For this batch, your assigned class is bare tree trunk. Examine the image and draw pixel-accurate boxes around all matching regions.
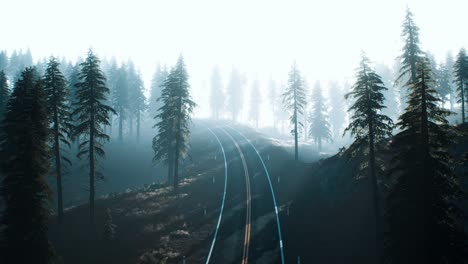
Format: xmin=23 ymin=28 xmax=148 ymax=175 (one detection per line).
xmin=53 ymin=109 xmax=63 ymax=223
xmin=89 ymin=107 xmax=95 ymax=227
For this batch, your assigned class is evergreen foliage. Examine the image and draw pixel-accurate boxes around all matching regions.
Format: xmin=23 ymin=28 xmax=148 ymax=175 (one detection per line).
xmin=43 ymin=57 xmax=73 ymax=222
xmin=0 ymin=70 xmax=9 ymax=120
xmin=210 ymin=66 xmax=224 ymax=119
xmin=385 ymin=57 xmax=466 ymax=263
xmin=153 ymin=56 xmax=195 ymax=190
xmin=454 ymin=48 xmax=468 ymax=123
xmin=0 ymin=67 xmax=55 ymax=264
xmin=103 ymin=208 xmax=117 ymax=241
xmin=282 ymin=62 xmax=307 ymax=160
xmin=249 ymin=80 xmax=261 ymax=128
xmin=73 ymin=50 xmax=115 ymax=226
xmin=309 ymin=82 xmax=332 ymax=150
xmin=227 ymin=68 xmax=244 ymax=121
xmin=328 ymin=81 xmax=346 ymax=139
xmin=149 ymin=65 xmax=168 ymax=119
xmin=345 ymin=54 xmax=394 ymax=263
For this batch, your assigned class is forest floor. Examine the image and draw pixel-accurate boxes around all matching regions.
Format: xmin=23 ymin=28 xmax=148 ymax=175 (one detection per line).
xmin=48 ymin=122 xmax=392 ymax=264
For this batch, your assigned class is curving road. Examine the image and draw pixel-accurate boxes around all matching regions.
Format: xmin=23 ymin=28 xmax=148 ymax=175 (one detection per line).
xmin=205 ymin=125 xmax=285 ymax=264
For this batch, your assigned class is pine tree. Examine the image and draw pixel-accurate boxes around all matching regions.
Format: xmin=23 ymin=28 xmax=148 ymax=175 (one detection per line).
xmin=65 ymin=62 xmax=81 ymax=145
xmin=73 ymin=50 xmax=115 ymax=226
xmin=249 ymin=80 xmax=261 ymax=128
xmin=268 ymin=78 xmax=278 ymax=129
xmin=149 ymin=65 xmax=168 ymax=119
xmin=0 ymin=70 xmax=9 ymax=120
xmin=103 ymin=58 xmax=119 ymax=136
xmin=344 ymin=54 xmax=394 ymax=263
xmin=445 ymin=53 xmax=456 ymax=111
xmin=210 ymin=66 xmax=224 ymax=119
xmin=453 ymin=48 xmax=468 ymax=123
xmin=397 ymin=8 xmax=422 ymax=84
xmin=113 ymin=66 xmax=128 ymax=143
xmin=227 ymin=68 xmax=244 ymax=122
xmin=375 ymin=63 xmax=400 ymax=122
xmin=309 ymin=81 xmax=332 ymax=150
xmin=0 ymin=68 xmax=55 ymax=264
xmin=328 ymin=81 xmax=346 ymax=140
xmin=282 ymin=62 xmax=307 ymax=160
xmin=385 ymin=57 xmax=466 ymax=263
xmin=43 ymin=57 xmax=73 ymax=222
xmin=103 ymin=208 xmax=116 ymax=241
xmin=436 ymin=62 xmax=453 ymax=106
xmin=0 ymin=51 xmax=8 ymax=72
xmin=126 ymin=62 xmax=146 ymax=142
xmin=153 ymin=56 xmax=196 ymax=191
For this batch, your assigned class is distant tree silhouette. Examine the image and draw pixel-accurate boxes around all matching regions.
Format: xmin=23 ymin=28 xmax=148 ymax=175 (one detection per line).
xmin=210 ymin=66 xmax=224 ymax=120
xmin=328 ymin=81 xmax=346 ymax=140
xmin=43 ymin=57 xmax=73 ymax=222
xmin=126 ymin=62 xmax=146 ymax=142
xmin=0 ymin=70 xmax=9 ymax=120
xmin=454 ymin=48 xmax=468 ymax=123
xmin=73 ymin=50 xmax=115 ymax=226
xmin=149 ymin=65 xmax=168 ymax=119
xmin=309 ymin=81 xmax=332 ymax=150
xmin=282 ymin=62 xmax=306 ymax=160
xmin=113 ymin=66 xmax=128 ymax=143
xmin=0 ymin=68 xmax=56 ymax=264
xmin=249 ymin=80 xmax=261 ymax=128
xmin=268 ymin=78 xmax=278 ymax=129
xmin=227 ymin=68 xmax=245 ymax=122
xmin=0 ymin=51 xmax=8 ymax=72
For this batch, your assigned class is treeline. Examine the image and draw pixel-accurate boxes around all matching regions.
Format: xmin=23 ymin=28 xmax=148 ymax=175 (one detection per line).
xmin=334 ymin=8 xmax=464 ymax=263
xmin=0 ymin=50 xmax=195 ymax=263
xmin=207 ymin=24 xmax=463 ymax=155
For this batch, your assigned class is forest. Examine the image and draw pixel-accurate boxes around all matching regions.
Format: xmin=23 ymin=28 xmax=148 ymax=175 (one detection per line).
xmin=0 ymin=2 xmax=468 ymax=264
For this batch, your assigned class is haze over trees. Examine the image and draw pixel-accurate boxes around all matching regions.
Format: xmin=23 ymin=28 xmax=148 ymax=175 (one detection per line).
xmin=0 ymin=3 xmax=467 ymax=264
xmin=249 ymin=80 xmax=261 ymax=128
xmin=309 ymin=81 xmax=332 ymax=150
xmin=227 ymin=68 xmax=244 ymax=122
xmin=0 ymin=70 xmax=8 ymax=120
xmin=210 ymin=66 xmax=224 ymax=120
xmin=328 ymin=81 xmax=346 ymax=140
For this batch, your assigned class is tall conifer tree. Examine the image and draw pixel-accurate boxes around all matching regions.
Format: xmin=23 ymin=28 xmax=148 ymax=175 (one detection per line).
xmin=0 ymin=68 xmax=55 ymax=263
xmin=454 ymin=48 xmax=468 ymax=123
xmin=385 ymin=57 xmax=466 ymax=263
xmin=73 ymin=50 xmax=115 ymax=226
xmin=43 ymin=57 xmax=73 ymax=222
xmin=0 ymin=70 xmax=9 ymax=120
xmin=309 ymin=81 xmax=332 ymax=150
xmin=345 ymin=54 xmax=394 ymax=263
xmin=282 ymin=62 xmax=306 ymax=160
xmin=153 ymin=56 xmax=195 ymax=190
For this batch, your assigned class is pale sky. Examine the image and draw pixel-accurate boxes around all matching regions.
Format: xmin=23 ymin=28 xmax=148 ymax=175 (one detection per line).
xmin=2 ymin=0 xmax=467 ymax=120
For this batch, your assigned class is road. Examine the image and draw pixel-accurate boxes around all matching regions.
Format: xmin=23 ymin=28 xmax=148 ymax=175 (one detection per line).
xmin=205 ymin=126 xmax=285 ymax=264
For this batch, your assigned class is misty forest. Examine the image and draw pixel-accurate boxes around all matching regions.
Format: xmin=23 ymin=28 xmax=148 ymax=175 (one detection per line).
xmin=1 ymin=1 xmax=468 ymax=264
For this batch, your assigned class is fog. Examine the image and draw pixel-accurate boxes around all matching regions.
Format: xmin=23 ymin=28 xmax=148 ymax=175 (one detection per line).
xmin=2 ymin=0 xmax=467 ymax=123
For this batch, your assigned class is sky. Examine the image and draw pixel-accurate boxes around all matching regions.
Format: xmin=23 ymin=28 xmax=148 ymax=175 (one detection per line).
xmin=1 ymin=0 xmax=467 ymax=120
